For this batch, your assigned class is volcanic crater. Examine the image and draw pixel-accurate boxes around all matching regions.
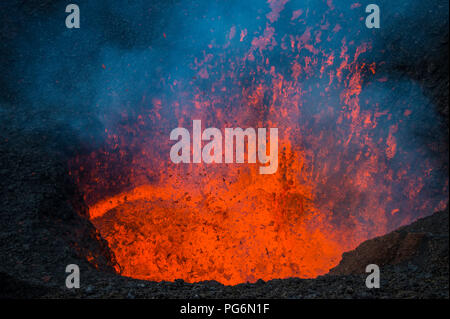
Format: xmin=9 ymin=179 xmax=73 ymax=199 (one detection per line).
xmin=0 ymin=0 xmax=448 ymax=298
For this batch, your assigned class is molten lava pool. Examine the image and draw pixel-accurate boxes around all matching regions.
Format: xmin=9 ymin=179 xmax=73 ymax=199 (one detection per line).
xmin=68 ymin=0 xmax=448 ymax=285
xmin=88 ymin=164 xmax=346 ymax=284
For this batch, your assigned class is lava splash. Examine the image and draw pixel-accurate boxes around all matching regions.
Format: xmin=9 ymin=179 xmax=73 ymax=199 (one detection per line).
xmin=69 ymin=0 xmax=448 ymax=285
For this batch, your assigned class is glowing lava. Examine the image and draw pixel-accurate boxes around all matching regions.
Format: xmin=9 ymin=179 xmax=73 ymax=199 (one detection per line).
xmin=69 ymin=0 xmax=448 ymax=285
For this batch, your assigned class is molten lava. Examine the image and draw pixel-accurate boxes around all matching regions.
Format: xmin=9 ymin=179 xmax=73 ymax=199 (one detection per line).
xmin=69 ymin=1 xmax=448 ymax=285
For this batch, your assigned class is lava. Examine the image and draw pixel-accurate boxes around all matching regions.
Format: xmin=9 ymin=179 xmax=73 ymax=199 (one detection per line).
xmin=68 ymin=0 xmax=448 ymax=285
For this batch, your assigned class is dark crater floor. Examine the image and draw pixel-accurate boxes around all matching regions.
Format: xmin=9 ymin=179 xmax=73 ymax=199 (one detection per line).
xmin=0 ymin=118 xmax=448 ymax=298
xmin=0 ymin=0 xmax=448 ymax=299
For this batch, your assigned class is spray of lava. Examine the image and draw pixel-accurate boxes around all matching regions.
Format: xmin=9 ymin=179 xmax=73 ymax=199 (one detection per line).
xmin=69 ymin=0 xmax=448 ymax=284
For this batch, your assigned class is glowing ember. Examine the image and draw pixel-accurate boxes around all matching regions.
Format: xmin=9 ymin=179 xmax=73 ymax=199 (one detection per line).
xmin=69 ymin=1 xmax=448 ymax=285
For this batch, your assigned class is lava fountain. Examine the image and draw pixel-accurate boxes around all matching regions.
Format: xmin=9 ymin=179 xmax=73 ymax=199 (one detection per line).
xmin=68 ymin=0 xmax=448 ymax=285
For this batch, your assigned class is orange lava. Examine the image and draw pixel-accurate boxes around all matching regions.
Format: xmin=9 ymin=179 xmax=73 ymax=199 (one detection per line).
xmin=68 ymin=1 xmax=447 ymax=285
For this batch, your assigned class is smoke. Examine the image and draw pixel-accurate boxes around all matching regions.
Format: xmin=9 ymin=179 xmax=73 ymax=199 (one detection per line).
xmin=1 ymin=0 xmax=446 ymax=128
xmin=1 ymin=0 xmax=448 ymax=219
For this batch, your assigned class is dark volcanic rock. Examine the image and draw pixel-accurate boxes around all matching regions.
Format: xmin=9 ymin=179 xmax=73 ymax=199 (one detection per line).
xmin=0 ymin=123 xmax=448 ymax=300
xmin=0 ymin=0 xmax=448 ymax=300
xmin=329 ymin=208 xmax=449 ymax=275
xmin=0 ymin=271 xmax=54 ymax=299
xmin=34 ymin=207 xmax=450 ymax=299
xmin=0 ymin=128 xmax=119 ymax=290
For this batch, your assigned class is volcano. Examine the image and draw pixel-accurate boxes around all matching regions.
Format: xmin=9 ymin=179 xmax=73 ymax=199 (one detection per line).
xmin=65 ymin=0 xmax=448 ymax=285
xmin=0 ymin=0 xmax=448 ymax=299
